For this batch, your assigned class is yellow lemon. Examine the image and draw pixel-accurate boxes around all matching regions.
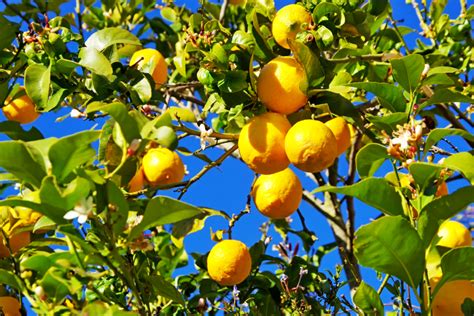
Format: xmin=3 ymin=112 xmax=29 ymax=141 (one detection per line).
xmin=252 ymin=168 xmax=302 ymax=219
xmin=207 ymin=239 xmax=252 ymax=286
xmin=325 ymin=117 xmax=352 ymax=156
xmin=0 ymin=231 xmax=31 ymax=258
xmin=431 ymin=278 xmax=474 ymax=316
xmin=2 ymin=92 xmax=39 ymax=124
xmin=238 ymin=112 xmax=291 ymax=174
xmin=0 ymin=296 xmax=21 ymax=316
xmin=142 ymin=148 xmax=185 ymax=186
xmin=130 ymin=48 xmax=168 ymax=88
xmin=436 ymin=221 xmax=471 ymax=248
xmin=285 ymin=120 xmax=338 ymax=172
xmin=435 ymin=181 xmax=448 ymax=197
xmin=128 ymin=167 xmax=146 ymax=192
xmin=272 ymin=4 xmax=313 ymax=49
xmin=257 ymin=56 xmax=308 ymax=115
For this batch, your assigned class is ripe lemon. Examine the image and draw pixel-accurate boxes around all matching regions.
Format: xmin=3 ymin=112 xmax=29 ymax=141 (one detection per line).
xmin=2 ymin=92 xmax=39 ymax=124
xmin=435 ymin=181 xmax=448 ymax=197
xmin=229 ymin=0 xmax=246 ymax=5
xmin=252 ymin=168 xmax=302 ymax=219
xmin=128 ymin=167 xmax=146 ymax=192
xmin=0 ymin=296 xmax=21 ymax=316
xmin=257 ymin=56 xmax=308 ymax=115
xmin=272 ymin=4 xmax=313 ymax=49
xmin=238 ymin=112 xmax=291 ymax=174
xmin=285 ymin=120 xmax=338 ymax=172
xmin=142 ymin=148 xmax=185 ymax=186
xmin=325 ymin=117 xmax=352 ymax=156
xmin=207 ymin=239 xmax=252 ymax=286
xmin=431 ymin=278 xmax=474 ymax=316
xmin=0 ymin=231 xmax=31 ymax=258
xmin=130 ymin=48 xmax=168 ymax=88
xmin=436 ymin=221 xmax=471 ymax=248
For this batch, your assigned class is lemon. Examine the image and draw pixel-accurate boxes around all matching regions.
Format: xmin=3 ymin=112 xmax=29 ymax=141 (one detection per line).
xmin=431 ymin=278 xmax=474 ymax=316
xmin=257 ymin=56 xmax=308 ymax=115
xmin=130 ymin=48 xmax=168 ymax=88
xmin=0 ymin=296 xmax=21 ymax=316
xmin=435 ymin=181 xmax=448 ymax=197
xmin=0 ymin=231 xmax=31 ymax=258
xmin=238 ymin=112 xmax=291 ymax=174
xmin=325 ymin=117 xmax=352 ymax=156
xmin=207 ymin=239 xmax=252 ymax=286
xmin=272 ymin=4 xmax=312 ymax=49
xmin=436 ymin=221 xmax=471 ymax=248
xmin=285 ymin=120 xmax=338 ymax=172
xmin=2 ymin=91 xmax=39 ymax=124
xmin=142 ymin=148 xmax=185 ymax=186
xmin=252 ymin=168 xmax=302 ymax=219
xmin=128 ymin=167 xmax=146 ymax=192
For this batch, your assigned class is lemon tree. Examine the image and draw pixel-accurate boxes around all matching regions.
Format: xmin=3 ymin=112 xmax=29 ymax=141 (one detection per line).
xmin=0 ymin=0 xmax=473 ymax=315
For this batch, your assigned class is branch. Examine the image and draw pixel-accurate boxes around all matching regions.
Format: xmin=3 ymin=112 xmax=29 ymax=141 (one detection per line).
xmin=1 ymin=0 xmax=29 ymax=24
xmin=219 ymin=0 xmax=229 ymax=23
xmin=178 ymin=143 xmax=238 ymax=199
xmin=174 ymin=124 xmax=239 ymax=140
xmin=228 ymin=174 xmax=257 ymax=238
xmin=329 ymin=54 xmax=384 ymax=64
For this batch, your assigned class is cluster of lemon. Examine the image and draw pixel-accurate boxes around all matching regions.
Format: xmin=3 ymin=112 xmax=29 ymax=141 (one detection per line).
xmin=207 ymin=4 xmax=354 ymax=287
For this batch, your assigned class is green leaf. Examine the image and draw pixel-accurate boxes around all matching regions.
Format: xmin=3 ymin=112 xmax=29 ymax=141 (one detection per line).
xmin=366 ymin=113 xmax=408 ymax=134
xmin=0 ymin=141 xmax=47 ymax=188
xmin=86 ymin=102 xmax=141 ymax=143
xmin=0 ymin=269 xmax=21 ymax=290
xmin=349 ymin=82 xmax=406 ymax=112
xmin=408 ymin=162 xmax=443 ymax=193
xmin=354 ymin=216 xmax=425 ymax=289
xmin=164 ymin=107 xmax=196 ymax=122
xmin=41 ymin=267 xmax=82 ymax=302
xmin=129 ymin=196 xmax=204 ymax=240
xmin=289 ymin=40 xmax=325 ymax=89
xmin=432 ymin=248 xmax=474 ymax=300
xmin=217 ymin=70 xmax=248 ymax=93
xmin=442 ymin=152 xmax=474 ymax=185
xmin=24 ymin=64 xmax=51 ymax=110
xmin=353 ymin=281 xmax=384 ymax=315
xmin=0 ymin=121 xmax=43 ymax=141
xmin=418 ymin=186 xmax=474 ymax=248
xmin=313 ymin=2 xmax=341 ymax=23
xmin=423 ymin=128 xmax=474 ymax=158
xmin=420 ymin=89 xmax=474 ymax=109
xmin=313 ymin=178 xmax=403 ymax=216
xmin=251 ymin=11 xmax=275 ymax=63
xmin=312 ymin=91 xmax=358 ymax=118
xmin=85 ymin=27 xmax=141 ymax=51
xmin=79 ymin=47 xmax=113 ymax=76
xmin=356 ymin=143 xmax=390 ymax=178
xmin=48 ymin=131 xmax=100 ymax=182
xmin=141 ymin=113 xmax=172 ymax=138
xmin=390 ymin=54 xmax=424 ymax=94
xmin=150 ymin=275 xmax=185 ymax=306
xmin=106 ymin=181 xmax=129 ymax=234
xmin=0 ymin=16 xmax=20 ymax=50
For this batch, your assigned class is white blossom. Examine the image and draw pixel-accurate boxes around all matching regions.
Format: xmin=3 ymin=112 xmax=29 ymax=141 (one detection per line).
xmin=70 ymin=108 xmax=83 ymax=118
xmin=64 ymin=196 xmax=93 ymax=224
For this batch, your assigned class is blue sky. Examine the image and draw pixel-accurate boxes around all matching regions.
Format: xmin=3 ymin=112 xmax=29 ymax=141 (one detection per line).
xmin=0 ymin=0 xmax=471 ymax=313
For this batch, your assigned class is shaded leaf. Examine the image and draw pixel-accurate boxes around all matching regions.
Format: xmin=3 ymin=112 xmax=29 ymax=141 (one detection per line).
xmin=290 ymin=40 xmax=325 ymax=89
xmin=150 ymin=275 xmax=185 ymax=306
xmin=0 ymin=121 xmax=43 ymax=141
xmin=420 ymin=89 xmax=474 ymax=109
xmin=79 ymin=47 xmax=113 ymax=76
xmin=442 ymin=152 xmax=474 ymax=185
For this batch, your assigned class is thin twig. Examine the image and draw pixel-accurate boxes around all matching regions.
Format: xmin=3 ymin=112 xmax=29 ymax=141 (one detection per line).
xmin=219 ymin=0 xmax=229 ymax=23
xmin=174 ymin=124 xmax=239 ymax=140
xmin=228 ymin=174 xmax=257 ymax=238
xmin=329 ymin=54 xmax=384 ymax=64
xmin=178 ymin=143 xmax=238 ymax=199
